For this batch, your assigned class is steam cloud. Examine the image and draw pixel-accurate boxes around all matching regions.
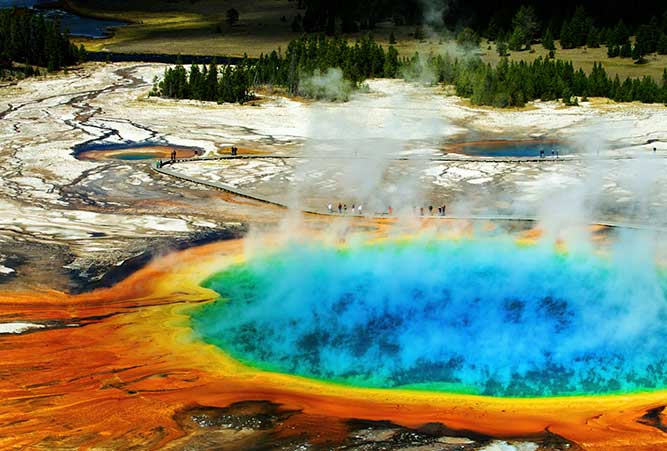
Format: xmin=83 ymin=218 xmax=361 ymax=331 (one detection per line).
xmin=195 ymin=234 xmax=667 ymax=397
xmin=298 ymin=68 xmax=353 ymax=102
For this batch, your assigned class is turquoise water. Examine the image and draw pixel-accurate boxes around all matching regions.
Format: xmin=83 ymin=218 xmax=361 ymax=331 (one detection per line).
xmin=458 ymin=142 xmax=569 ymax=158
xmin=192 ymin=236 xmax=667 ymax=397
xmin=115 ymin=153 xmax=158 ymax=161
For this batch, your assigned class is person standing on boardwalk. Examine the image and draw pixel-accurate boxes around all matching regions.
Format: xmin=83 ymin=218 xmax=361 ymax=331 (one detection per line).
xmin=357 ymin=204 xmax=362 ymax=215
xmin=328 ymin=203 xmax=333 ymax=213
xmin=338 ymin=203 xmax=342 ymax=214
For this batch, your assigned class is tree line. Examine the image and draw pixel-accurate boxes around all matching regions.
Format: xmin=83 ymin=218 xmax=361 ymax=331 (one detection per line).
xmin=425 ymin=53 xmax=667 ymax=107
xmin=549 ymin=7 xmax=667 ymax=59
xmin=487 ymin=5 xmax=667 ymax=60
xmin=152 ymin=34 xmax=667 ymax=108
xmin=0 ymin=7 xmax=84 ymax=77
xmin=150 ymin=61 xmax=254 ymax=103
xmin=252 ymin=34 xmax=399 ymax=92
xmin=295 ymin=0 xmax=665 ymax=39
xmin=152 ymin=35 xmax=399 ymax=103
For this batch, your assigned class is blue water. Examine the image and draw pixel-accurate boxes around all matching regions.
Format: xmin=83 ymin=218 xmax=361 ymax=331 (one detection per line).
xmin=0 ymin=1 xmax=127 ymax=38
xmin=115 ymin=153 xmax=158 ymax=161
xmin=0 ymin=0 xmax=42 ymax=6
xmin=458 ymin=142 xmax=570 ymax=158
xmin=193 ymin=235 xmax=667 ymax=397
xmin=46 ymin=10 xmax=127 ymax=38
xmin=75 ymin=141 xmax=157 ymax=153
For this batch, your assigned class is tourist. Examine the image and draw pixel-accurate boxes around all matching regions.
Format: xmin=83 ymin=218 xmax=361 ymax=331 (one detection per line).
xmin=328 ymin=203 xmax=333 ymax=213
xmin=344 ymin=204 xmax=347 ymax=213
xmin=441 ymin=205 xmax=446 ymax=216
xmin=540 ymin=149 xmax=544 ymax=158
xmin=357 ymin=204 xmax=362 ymax=215
xmin=420 ymin=207 xmax=424 ymax=216
xmin=338 ymin=203 xmax=342 ymax=214
xmin=428 ymin=205 xmax=433 ymax=215
xmin=351 ymin=203 xmax=355 ymax=213
xmin=388 ymin=206 xmax=393 ymax=215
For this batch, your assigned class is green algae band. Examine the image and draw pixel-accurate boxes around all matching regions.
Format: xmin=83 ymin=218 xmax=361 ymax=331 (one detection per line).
xmin=192 ymin=237 xmax=667 ymax=397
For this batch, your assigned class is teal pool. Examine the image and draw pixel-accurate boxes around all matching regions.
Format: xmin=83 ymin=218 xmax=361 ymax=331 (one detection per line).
xmin=192 ymin=236 xmax=667 ymax=397
xmin=453 ymin=141 xmax=570 ymax=158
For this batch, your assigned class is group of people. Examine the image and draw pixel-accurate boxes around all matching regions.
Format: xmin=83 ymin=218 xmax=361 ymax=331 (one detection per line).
xmin=329 ymin=203 xmax=363 ymax=215
xmin=156 ymin=150 xmax=178 ymax=168
xmin=539 ymin=149 xmax=559 ymax=158
xmin=417 ymin=205 xmax=447 ymax=216
xmin=326 ymin=202 xmax=447 ymax=217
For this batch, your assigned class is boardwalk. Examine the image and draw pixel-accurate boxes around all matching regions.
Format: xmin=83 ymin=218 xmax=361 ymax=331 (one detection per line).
xmin=152 ymin=155 xmax=667 ymax=231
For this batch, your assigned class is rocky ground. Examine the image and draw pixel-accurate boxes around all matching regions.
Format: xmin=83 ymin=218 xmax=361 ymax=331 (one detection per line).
xmin=1 ymin=62 xmax=667 ymax=290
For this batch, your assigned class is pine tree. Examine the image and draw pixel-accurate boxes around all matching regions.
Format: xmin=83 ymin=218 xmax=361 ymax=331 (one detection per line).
xmin=611 ymin=20 xmax=630 ymax=47
xmin=226 ymin=8 xmax=239 ymax=27
xmin=620 ymin=41 xmax=632 ymax=58
xmin=485 ymin=17 xmax=500 ymax=41
xmin=542 ymin=28 xmax=555 ymax=51
xmin=496 ymin=36 xmax=508 ymax=57
xmin=78 ymin=44 xmax=86 ymax=62
xmin=560 ymin=21 xmax=574 ymax=49
xmin=188 ymin=64 xmax=201 ymax=99
xmin=586 ymin=28 xmax=600 ymax=48
xmin=569 ymin=6 xmax=591 ymax=47
xmin=0 ymin=8 xmax=80 ymax=76
xmin=508 ymin=28 xmax=524 ymax=51
xmin=383 ymin=46 xmax=399 ymax=77
xmin=509 ymin=5 xmax=539 ymax=51
xmin=206 ymin=61 xmax=218 ymax=100
xmin=456 ymin=27 xmax=480 ymax=50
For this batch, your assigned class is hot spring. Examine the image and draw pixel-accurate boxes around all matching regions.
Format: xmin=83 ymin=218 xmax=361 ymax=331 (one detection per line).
xmin=449 ymin=140 xmax=571 ymax=158
xmin=74 ymin=141 xmax=201 ymax=161
xmin=192 ymin=235 xmax=667 ymax=398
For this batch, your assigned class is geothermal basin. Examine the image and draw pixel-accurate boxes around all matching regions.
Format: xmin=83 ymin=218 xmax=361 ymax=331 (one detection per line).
xmin=447 ymin=140 xmax=571 ymax=158
xmin=75 ymin=141 xmax=202 ymax=161
xmin=193 ymin=230 xmax=667 ymax=398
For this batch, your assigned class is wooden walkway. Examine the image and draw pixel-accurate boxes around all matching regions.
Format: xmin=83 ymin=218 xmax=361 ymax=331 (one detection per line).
xmin=151 ymin=155 xmax=667 ymax=231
